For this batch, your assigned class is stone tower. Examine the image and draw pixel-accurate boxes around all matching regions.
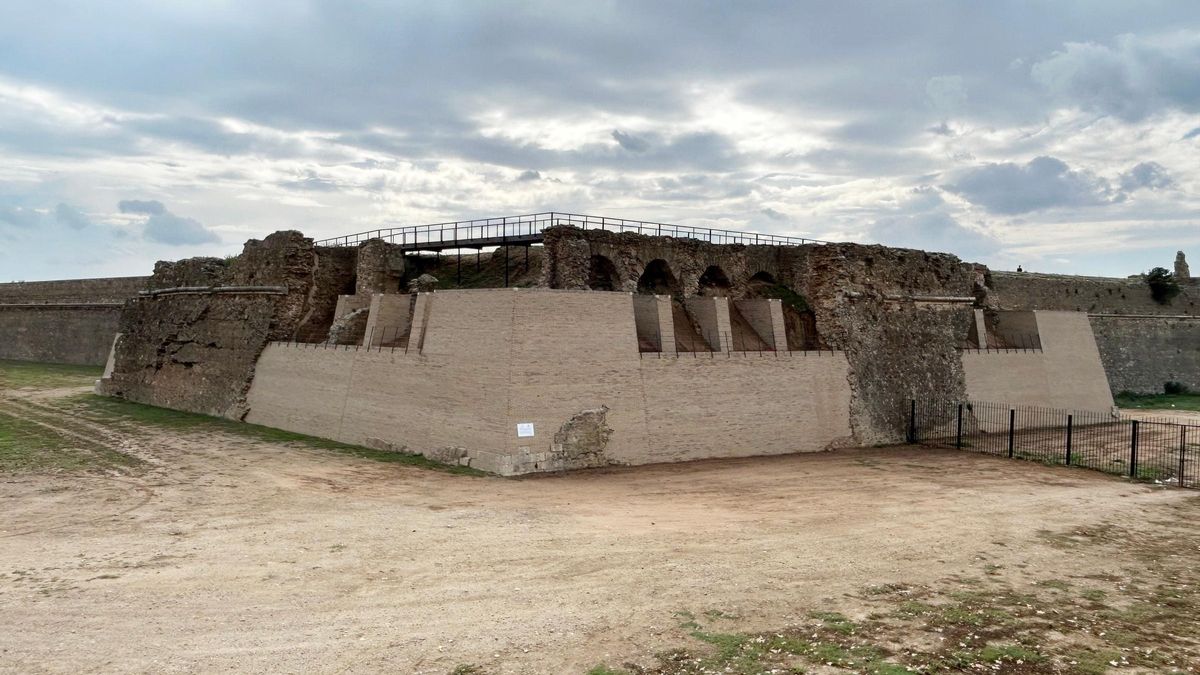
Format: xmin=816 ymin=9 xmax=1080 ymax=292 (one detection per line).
xmin=1176 ymin=251 xmax=1190 ymax=279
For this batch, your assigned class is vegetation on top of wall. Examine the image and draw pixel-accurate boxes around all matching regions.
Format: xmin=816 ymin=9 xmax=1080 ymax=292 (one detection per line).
xmin=1145 ymin=267 xmax=1181 ymax=304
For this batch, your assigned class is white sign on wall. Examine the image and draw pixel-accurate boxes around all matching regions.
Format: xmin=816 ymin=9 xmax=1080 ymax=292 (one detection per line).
xmin=516 ymin=422 xmax=535 ymax=438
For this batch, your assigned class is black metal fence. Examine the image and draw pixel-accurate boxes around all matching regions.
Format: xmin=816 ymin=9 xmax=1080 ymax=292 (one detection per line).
xmin=908 ymin=399 xmax=1199 ymax=489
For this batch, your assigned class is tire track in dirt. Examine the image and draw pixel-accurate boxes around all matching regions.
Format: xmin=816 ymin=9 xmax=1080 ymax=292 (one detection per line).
xmin=0 ymin=395 xmax=159 ymax=538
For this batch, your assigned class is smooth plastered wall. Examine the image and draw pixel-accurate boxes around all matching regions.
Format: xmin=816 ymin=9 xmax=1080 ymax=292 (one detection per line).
xmin=962 ymin=311 xmax=1114 ymax=412
xmin=245 ymin=288 xmax=854 ymax=474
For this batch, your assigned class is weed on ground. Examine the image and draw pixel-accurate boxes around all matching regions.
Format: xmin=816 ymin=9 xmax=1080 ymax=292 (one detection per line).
xmin=590 ymin=500 xmax=1200 ymax=674
xmin=63 ymin=394 xmax=485 ymax=476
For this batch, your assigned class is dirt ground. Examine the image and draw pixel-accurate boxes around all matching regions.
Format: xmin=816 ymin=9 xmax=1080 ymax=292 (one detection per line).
xmin=2 ymin=384 xmax=1199 ymax=674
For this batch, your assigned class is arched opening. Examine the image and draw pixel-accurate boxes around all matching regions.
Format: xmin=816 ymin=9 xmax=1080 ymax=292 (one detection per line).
xmin=748 ymin=271 xmax=776 ymax=287
xmin=587 ymin=254 xmax=620 ymax=291
xmin=697 ymin=265 xmax=732 ymax=296
xmin=637 ymin=259 xmax=679 ymax=295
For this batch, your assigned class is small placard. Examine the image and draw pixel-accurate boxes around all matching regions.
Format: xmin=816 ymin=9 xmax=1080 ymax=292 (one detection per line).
xmin=516 ymin=422 xmax=535 ymax=438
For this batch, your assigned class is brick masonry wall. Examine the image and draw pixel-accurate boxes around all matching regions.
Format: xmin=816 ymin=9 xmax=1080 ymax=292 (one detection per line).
xmin=244 ymin=288 xmax=854 ymax=475
xmin=962 ymin=311 xmax=1114 ymax=412
xmin=1090 ymin=316 xmax=1200 ymax=395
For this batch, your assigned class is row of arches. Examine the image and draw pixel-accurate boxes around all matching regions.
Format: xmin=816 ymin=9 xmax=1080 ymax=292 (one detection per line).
xmin=587 ymin=254 xmax=777 ymax=297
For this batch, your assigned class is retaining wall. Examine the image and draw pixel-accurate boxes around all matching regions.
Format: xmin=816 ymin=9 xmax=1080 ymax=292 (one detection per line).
xmin=0 ymin=276 xmax=147 ymax=365
xmin=244 ymin=289 xmax=854 ymax=475
xmin=1090 ymin=315 xmax=1200 ymax=395
xmin=962 ymin=311 xmax=1114 ymax=412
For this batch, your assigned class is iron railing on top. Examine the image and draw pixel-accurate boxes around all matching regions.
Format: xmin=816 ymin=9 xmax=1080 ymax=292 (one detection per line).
xmin=314 ymin=212 xmax=831 ymax=250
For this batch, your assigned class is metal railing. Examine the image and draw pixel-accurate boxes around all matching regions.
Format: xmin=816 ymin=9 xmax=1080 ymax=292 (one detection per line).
xmin=958 ymin=332 xmax=1044 ymax=352
xmin=314 ymin=212 xmax=831 ymax=250
xmin=908 ymin=399 xmax=1199 ymax=489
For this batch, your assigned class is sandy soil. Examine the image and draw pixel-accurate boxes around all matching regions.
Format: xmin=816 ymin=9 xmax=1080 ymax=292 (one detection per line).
xmin=1 ymin=389 xmax=1196 ymax=674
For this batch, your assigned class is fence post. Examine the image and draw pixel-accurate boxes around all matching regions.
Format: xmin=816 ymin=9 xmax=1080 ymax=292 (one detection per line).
xmin=1130 ymin=420 xmax=1139 ymax=478
xmin=1065 ymin=414 xmax=1073 ymax=466
xmin=908 ymin=399 xmax=916 ymax=443
xmin=1007 ymin=409 xmax=1015 ymax=458
xmin=955 ymin=403 xmax=963 ymax=449
xmin=1180 ymin=427 xmax=1188 ymax=488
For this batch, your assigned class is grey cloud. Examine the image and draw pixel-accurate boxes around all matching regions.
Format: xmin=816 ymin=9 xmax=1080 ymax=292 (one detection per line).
xmin=516 ymin=170 xmax=542 ymax=182
xmin=925 ymin=75 xmax=967 ymax=113
xmin=54 ymin=203 xmax=91 ymax=230
xmin=1119 ymin=162 xmax=1174 ymax=192
xmin=867 ymin=187 xmax=999 ymax=259
xmin=0 ymin=205 xmax=43 ymax=228
xmin=280 ymin=171 xmax=341 ymax=192
xmin=1031 ymin=32 xmax=1200 ymax=121
xmin=760 ymin=207 xmax=788 ymax=221
xmin=611 ymin=130 xmax=650 ymax=153
xmin=944 ymin=156 xmax=1113 ymax=214
xmin=1184 ymin=127 xmax=1200 ymax=140
xmin=144 ymin=211 xmax=219 ymax=245
xmin=119 ymin=199 xmax=218 ymax=245
xmin=118 ymin=199 xmax=167 ymax=215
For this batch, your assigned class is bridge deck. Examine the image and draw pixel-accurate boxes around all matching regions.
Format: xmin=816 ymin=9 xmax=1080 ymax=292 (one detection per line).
xmin=314 ymin=211 xmax=828 ymax=252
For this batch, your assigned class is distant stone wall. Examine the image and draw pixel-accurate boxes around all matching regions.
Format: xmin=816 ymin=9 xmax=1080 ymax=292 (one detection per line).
xmin=0 ymin=276 xmax=148 ymax=303
xmin=0 ymin=305 xmax=122 ymax=366
xmin=986 ymin=270 xmax=1198 ymax=315
xmin=1090 ymin=316 xmax=1200 ymax=395
xmin=0 ymin=276 xmax=147 ymax=365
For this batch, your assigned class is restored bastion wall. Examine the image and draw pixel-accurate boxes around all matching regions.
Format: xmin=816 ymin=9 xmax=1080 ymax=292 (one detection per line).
xmin=962 ymin=311 xmax=1114 ymax=412
xmin=0 ymin=276 xmax=148 ymax=365
xmin=540 ymin=226 xmax=977 ymax=444
xmin=244 ymin=289 xmax=856 ymax=475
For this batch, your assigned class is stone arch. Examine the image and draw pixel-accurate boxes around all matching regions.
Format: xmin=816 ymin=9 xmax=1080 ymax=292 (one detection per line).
xmin=749 ymin=271 xmax=776 ymax=285
xmin=697 ymin=265 xmax=732 ymax=296
xmin=637 ymin=259 xmax=680 ymax=295
xmin=587 ymin=254 xmax=620 ymax=291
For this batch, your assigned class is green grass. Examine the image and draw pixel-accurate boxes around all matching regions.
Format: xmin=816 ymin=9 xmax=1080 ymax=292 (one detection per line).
xmin=0 ymin=359 xmax=103 ymax=390
xmin=1115 ymin=392 xmax=1200 ymax=411
xmin=66 ymin=394 xmax=486 ymax=476
xmin=0 ymin=409 xmax=137 ymax=472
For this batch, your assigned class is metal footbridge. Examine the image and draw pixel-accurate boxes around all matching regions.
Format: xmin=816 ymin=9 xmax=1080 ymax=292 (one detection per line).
xmin=314 ymin=211 xmax=829 ymax=251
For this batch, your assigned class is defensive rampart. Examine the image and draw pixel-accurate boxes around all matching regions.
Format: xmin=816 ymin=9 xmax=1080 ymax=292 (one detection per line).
xmin=1090 ymin=315 xmax=1200 ymax=394
xmin=0 ymin=276 xmax=148 ymax=365
xmin=244 ymin=289 xmax=856 ymax=474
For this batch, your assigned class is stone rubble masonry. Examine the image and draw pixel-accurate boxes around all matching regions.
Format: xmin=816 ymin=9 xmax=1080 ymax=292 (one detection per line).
xmin=244 ymin=288 xmax=856 ymax=475
xmin=540 ymin=226 xmax=980 ymax=445
xmin=97 ymin=231 xmax=349 ymax=417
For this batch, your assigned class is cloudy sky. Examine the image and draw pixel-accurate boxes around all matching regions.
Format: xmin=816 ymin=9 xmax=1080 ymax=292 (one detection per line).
xmin=2 ymin=1 xmax=1199 ymax=281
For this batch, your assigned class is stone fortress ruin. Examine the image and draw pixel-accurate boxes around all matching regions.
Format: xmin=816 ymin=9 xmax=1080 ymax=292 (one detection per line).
xmin=2 ymin=212 xmax=1197 ymax=475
